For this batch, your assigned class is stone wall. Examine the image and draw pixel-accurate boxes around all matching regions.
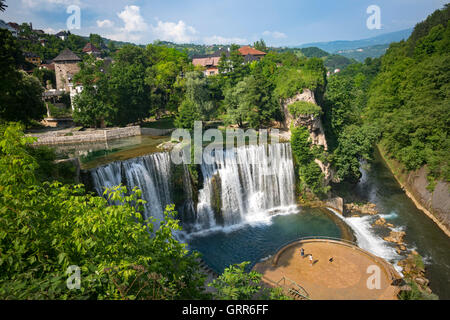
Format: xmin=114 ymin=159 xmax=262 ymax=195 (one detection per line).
xmin=140 ymin=127 xmax=175 ymax=136
xmin=55 ymin=61 xmax=80 ymax=91
xmin=32 ymin=126 xmax=141 ymax=145
xmin=378 ymin=146 xmax=450 ymax=237
xmin=31 ymin=126 xmax=176 ymax=145
xmin=404 ymin=167 xmax=450 ymax=234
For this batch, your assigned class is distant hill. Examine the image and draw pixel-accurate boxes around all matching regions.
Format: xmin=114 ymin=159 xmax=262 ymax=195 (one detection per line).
xmin=335 ymin=44 xmax=390 ymax=62
xmin=296 ymin=28 xmax=413 ymax=53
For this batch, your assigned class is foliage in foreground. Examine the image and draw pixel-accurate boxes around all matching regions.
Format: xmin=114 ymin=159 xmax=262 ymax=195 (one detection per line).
xmin=209 ymin=262 xmax=290 ymax=300
xmin=0 ymin=123 xmax=206 ymax=299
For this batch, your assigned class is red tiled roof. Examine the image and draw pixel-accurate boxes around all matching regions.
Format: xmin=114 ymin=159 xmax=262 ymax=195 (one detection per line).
xmin=41 ymin=63 xmax=55 ymax=71
xmin=192 ymin=56 xmax=221 ymax=67
xmin=82 ymin=42 xmax=101 ymax=53
xmin=238 ymin=46 xmax=266 ymax=56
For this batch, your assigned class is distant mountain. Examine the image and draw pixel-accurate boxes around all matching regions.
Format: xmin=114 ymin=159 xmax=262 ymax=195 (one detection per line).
xmin=296 ymin=28 xmax=413 ymax=53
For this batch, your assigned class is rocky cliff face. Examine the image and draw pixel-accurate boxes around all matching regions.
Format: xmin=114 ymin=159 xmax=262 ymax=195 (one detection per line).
xmin=378 ymin=147 xmax=450 ymax=237
xmin=402 ymin=167 xmax=450 ymax=235
xmin=283 ymin=89 xmax=333 ymax=183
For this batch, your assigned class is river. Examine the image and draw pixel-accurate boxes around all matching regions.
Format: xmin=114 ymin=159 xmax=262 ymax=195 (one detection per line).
xmin=81 ymin=137 xmax=449 ymax=299
xmin=333 ymin=148 xmax=450 ymax=299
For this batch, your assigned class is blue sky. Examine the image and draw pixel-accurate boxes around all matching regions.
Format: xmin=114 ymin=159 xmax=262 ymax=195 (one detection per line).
xmin=1 ymin=0 xmax=447 ymax=46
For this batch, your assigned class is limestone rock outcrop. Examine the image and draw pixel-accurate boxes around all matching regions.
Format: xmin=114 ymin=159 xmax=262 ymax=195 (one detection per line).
xmin=283 ymin=89 xmax=333 ymax=183
xmin=345 ymin=202 xmax=378 ymax=215
xmin=383 ymin=230 xmax=406 ymax=244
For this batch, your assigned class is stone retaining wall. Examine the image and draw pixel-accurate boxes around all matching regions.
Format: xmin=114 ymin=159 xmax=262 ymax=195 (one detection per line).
xmin=377 ymin=146 xmax=450 ymax=237
xmin=32 ymin=126 xmax=175 ymax=145
xmin=140 ymin=127 xmax=175 ymax=136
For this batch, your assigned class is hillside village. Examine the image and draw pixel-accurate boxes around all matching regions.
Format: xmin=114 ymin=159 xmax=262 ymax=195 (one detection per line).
xmin=0 ymin=19 xmax=351 ymax=129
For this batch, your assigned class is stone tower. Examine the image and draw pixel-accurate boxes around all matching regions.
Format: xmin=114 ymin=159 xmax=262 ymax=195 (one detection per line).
xmin=53 ymin=48 xmax=82 ymax=92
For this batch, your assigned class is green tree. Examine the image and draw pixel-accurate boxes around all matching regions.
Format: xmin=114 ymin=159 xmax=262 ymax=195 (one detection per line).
xmin=72 ymin=57 xmax=114 ymax=127
xmin=253 ymin=39 xmax=267 ymax=52
xmin=109 ymin=50 xmax=150 ymax=125
xmin=89 ymin=33 xmax=104 ymax=50
xmin=0 ymin=30 xmax=45 ymax=125
xmin=184 ymin=71 xmax=215 ymax=120
xmin=209 ymin=262 xmax=290 ymax=300
xmin=175 ymin=98 xmax=201 ymax=130
xmin=290 ymin=126 xmax=329 ymax=197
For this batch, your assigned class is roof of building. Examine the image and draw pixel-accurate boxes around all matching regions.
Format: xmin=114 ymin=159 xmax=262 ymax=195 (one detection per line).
xmin=82 ymin=42 xmax=101 ymax=53
xmin=41 ymin=63 xmax=55 ymax=71
xmin=238 ymin=46 xmax=266 ymax=56
xmin=24 ymin=52 xmax=40 ymax=58
xmin=0 ymin=20 xmax=17 ymax=33
xmin=7 ymin=22 xmax=20 ymax=30
xmin=55 ymin=31 xmax=69 ymax=37
xmin=192 ymin=56 xmax=221 ymax=67
xmin=53 ymin=48 xmax=81 ymax=62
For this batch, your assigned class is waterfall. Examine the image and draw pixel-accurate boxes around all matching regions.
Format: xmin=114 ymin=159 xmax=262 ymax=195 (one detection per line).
xmin=90 ymin=143 xmax=296 ymax=232
xmin=195 ymin=143 xmax=296 ymax=230
xmin=91 ymin=152 xmax=183 ymax=223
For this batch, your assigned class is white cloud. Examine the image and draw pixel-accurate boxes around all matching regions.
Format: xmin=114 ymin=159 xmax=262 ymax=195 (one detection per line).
xmin=107 ymin=5 xmax=148 ymax=43
xmin=151 ymin=19 xmax=197 ymax=43
xmin=117 ymin=5 xmax=147 ymax=32
xmin=43 ymin=27 xmax=56 ymax=34
xmin=97 ymin=19 xmax=114 ymax=28
xmin=262 ymin=30 xmax=287 ymax=39
xmin=203 ymin=35 xmax=248 ymax=45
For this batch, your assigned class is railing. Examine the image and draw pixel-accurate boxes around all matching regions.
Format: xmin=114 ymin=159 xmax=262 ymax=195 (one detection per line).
xmin=277 ymin=276 xmax=311 ymax=300
xmin=278 ymin=236 xmax=359 ymax=250
xmin=271 ymin=236 xmax=402 ymax=285
xmin=272 ymin=236 xmax=358 ymax=264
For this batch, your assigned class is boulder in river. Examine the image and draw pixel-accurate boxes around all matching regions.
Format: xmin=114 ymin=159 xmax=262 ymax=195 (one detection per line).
xmin=383 ymin=230 xmax=406 ymax=244
xmin=345 ymin=202 xmax=378 ymax=215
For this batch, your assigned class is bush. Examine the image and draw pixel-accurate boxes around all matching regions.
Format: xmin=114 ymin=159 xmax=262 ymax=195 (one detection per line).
xmin=288 ymin=100 xmax=322 ymax=118
xmin=0 ymin=123 xmax=206 ymax=299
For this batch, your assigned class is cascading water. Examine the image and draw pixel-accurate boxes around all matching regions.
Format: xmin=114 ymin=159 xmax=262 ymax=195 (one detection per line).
xmin=90 ymin=143 xmax=297 ymax=233
xmin=195 ymin=143 xmax=296 ymax=231
xmin=91 ymin=151 xmax=193 ymax=224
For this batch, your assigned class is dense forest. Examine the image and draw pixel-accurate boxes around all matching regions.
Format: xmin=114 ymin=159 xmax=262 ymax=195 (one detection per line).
xmin=323 ymin=4 xmax=449 ymax=187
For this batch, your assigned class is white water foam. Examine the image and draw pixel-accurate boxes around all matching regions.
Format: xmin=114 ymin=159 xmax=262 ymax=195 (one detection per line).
xmin=327 ymin=208 xmax=402 ymax=272
xmin=185 ymin=205 xmax=300 ymax=239
xmin=379 ymin=211 xmax=399 ymax=220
